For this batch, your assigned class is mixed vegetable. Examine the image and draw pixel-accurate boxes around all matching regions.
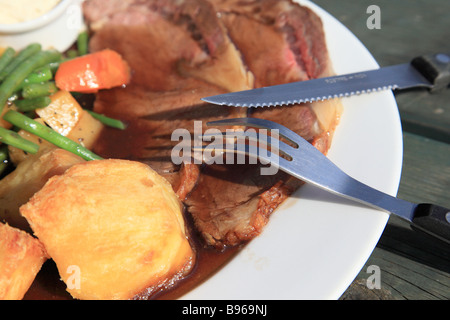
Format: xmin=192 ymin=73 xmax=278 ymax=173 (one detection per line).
xmin=0 ymin=32 xmax=130 ymax=177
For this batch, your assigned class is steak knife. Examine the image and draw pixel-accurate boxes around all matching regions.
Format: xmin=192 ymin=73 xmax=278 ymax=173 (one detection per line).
xmin=201 ymin=53 xmax=450 ymax=107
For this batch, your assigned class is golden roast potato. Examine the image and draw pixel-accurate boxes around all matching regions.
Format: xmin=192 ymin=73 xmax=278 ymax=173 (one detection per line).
xmin=0 ymin=223 xmax=48 ymax=300
xmin=20 ymin=159 xmax=195 ymax=300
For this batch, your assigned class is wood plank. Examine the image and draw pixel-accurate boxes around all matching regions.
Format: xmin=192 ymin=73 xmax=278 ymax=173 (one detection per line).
xmin=341 ymin=133 xmax=450 ymax=299
xmin=355 ymin=247 xmax=449 ymax=300
xmin=395 ymin=90 xmax=450 ymax=143
xmin=312 ymin=0 xmax=450 ymax=140
xmin=398 ymin=132 xmax=450 ymax=206
xmin=312 ymin=0 xmax=450 ymax=300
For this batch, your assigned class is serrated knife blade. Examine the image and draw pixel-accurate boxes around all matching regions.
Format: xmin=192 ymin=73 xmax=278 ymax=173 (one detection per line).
xmin=201 ymin=53 xmax=450 ymax=107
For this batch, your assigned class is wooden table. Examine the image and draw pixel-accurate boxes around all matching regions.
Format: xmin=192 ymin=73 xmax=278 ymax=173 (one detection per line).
xmin=312 ymin=0 xmax=450 ymax=300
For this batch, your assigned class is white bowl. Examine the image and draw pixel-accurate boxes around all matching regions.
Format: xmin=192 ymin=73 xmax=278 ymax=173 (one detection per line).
xmin=0 ymin=0 xmax=85 ymax=52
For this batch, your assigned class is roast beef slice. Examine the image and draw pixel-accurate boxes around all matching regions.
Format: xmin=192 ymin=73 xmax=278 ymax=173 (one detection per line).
xmin=83 ymin=0 xmax=339 ymax=249
xmin=84 ymin=0 xmax=253 ymax=92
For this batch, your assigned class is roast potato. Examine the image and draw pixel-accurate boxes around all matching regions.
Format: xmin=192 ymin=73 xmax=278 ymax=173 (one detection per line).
xmin=0 ymin=148 xmax=85 ymax=231
xmin=0 ymin=223 xmax=48 ymax=300
xmin=20 ymin=159 xmax=195 ymax=300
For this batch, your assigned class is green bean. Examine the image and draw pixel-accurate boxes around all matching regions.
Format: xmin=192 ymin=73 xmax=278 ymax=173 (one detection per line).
xmin=0 ymin=49 xmax=62 ymax=114
xmin=0 ymin=145 xmax=9 ymax=177
xmin=18 ymin=66 xmax=53 ymax=90
xmin=41 ymin=61 xmax=60 ymax=74
xmin=3 ymin=110 xmax=103 ymax=161
xmin=0 ymin=145 xmax=8 ymax=160
xmin=77 ymin=31 xmax=89 ymax=56
xmin=22 ymin=81 xmax=58 ymax=99
xmin=66 ymin=49 xmax=78 ymax=59
xmin=0 ymin=43 xmax=41 ymax=81
xmin=0 ymin=126 xmax=40 ymax=154
xmin=7 ymin=93 xmax=19 ymax=102
xmin=0 ymin=47 xmax=16 ymax=75
xmin=87 ymin=110 xmax=126 ymax=130
xmin=14 ymin=96 xmax=52 ymax=112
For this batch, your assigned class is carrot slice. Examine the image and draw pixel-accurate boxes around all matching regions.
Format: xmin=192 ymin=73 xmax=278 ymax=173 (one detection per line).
xmin=55 ymin=49 xmax=130 ymax=93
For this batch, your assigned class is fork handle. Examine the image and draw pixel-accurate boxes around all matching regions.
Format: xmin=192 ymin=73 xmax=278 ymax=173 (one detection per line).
xmin=411 ymin=204 xmax=450 ymax=243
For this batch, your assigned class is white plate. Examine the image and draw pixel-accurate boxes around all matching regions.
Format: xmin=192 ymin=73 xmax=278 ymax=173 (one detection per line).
xmin=181 ymin=0 xmax=403 ymax=300
xmin=0 ymin=0 xmax=85 ymax=52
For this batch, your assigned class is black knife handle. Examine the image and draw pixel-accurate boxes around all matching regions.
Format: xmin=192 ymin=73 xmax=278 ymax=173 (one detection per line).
xmin=411 ymin=53 xmax=450 ymax=92
xmin=411 ymin=203 xmax=450 ymax=244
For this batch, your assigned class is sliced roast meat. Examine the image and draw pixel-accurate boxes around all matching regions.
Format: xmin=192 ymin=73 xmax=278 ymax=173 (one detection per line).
xmin=186 ymin=103 xmax=321 ymax=248
xmin=185 ymin=163 xmax=302 ymax=247
xmin=184 ymin=0 xmax=338 ymax=248
xmin=83 ymin=0 xmax=340 ymax=249
xmin=85 ymin=0 xmax=248 ymax=201
xmin=92 ymin=82 xmax=244 ymax=200
xmin=210 ymin=0 xmax=332 ymax=87
xmin=84 ymin=0 xmax=253 ymax=92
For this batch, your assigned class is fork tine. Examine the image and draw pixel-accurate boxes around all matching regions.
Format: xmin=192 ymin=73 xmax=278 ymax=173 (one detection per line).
xmin=192 ymin=141 xmax=292 ymax=171
xmin=201 ymin=129 xmax=295 ymax=158
xmin=193 ymin=128 xmax=291 ymax=159
xmin=207 ymin=117 xmax=302 ymax=148
xmin=205 ymin=117 xmax=340 ymax=183
xmin=208 ymin=119 xmax=376 ymax=198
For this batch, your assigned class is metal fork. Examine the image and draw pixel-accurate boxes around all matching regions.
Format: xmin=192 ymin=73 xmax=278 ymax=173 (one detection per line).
xmin=199 ymin=117 xmax=450 ymax=244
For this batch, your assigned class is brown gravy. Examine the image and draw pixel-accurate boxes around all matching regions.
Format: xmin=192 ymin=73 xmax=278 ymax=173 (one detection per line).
xmin=153 ymin=239 xmax=243 ymax=300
